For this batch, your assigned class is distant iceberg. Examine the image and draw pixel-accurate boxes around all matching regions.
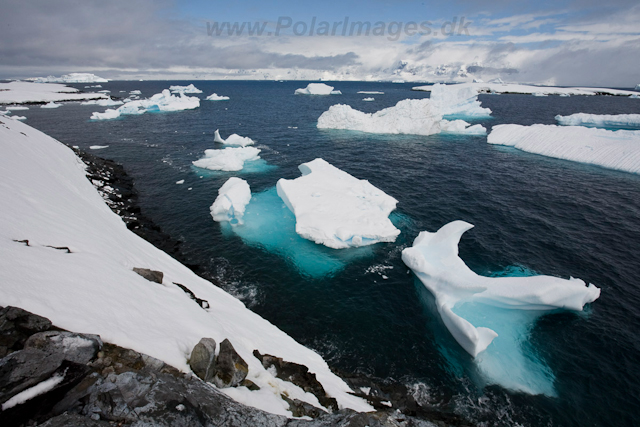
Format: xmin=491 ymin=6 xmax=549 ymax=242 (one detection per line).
xmin=192 ymin=147 xmax=261 ymax=171
xmin=129 ymin=90 xmax=142 ymax=95
xmin=90 ymin=89 xmax=199 ymax=120
xmin=210 ymin=177 xmax=251 ymax=225
xmin=40 ymin=102 xmax=61 ymax=109
xmin=295 ymin=83 xmax=341 ymax=95
xmin=81 ymin=98 xmax=123 ymax=107
xmin=413 ymin=82 xmax=638 ymax=97
xmin=555 ymin=113 xmax=640 ymax=129
xmin=488 ymin=124 xmax=640 ymax=174
xmin=636 ymin=84 xmax=640 ymax=91
xmin=362 ymin=97 xmax=374 ymax=101
xmin=214 ymin=129 xmax=254 ymax=146
xmin=402 ymin=220 xmax=600 ymax=394
xmin=169 ymin=84 xmax=203 ymax=94
xmin=31 ymin=73 xmax=108 ymax=83
xmin=276 ymin=158 xmax=400 ymax=249
xmin=357 ymin=91 xmax=384 ymax=94
xmin=206 ymin=93 xmax=230 ymax=101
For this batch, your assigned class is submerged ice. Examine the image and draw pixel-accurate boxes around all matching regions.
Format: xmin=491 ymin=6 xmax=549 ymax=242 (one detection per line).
xmin=276 ymin=158 xmax=400 ymax=249
xmin=402 ymin=220 xmax=600 ymax=394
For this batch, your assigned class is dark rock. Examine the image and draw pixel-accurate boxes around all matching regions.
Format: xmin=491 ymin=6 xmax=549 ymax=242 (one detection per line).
xmin=0 ymin=306 xmax=52 ymax=357
xmin=253 ymin=350 xmax=338 ymax=412
xmin=189 ymin=337 xmax=217 ymax=382
xmin=282 ymin=395 xmax=325 ymax=419
xmin=212 ymin=339 xmax=248 ymax=388
xmin=25 ymin=331 xmax=102 ymax=365
xmin=241 ymin=379 xmax=260 ymax=391
xmin=132 ymin=267 xmax=163 ymax=284
xmin=36 ymin=412 xmax=111 ymax=426
xmin=0 ymin=348 xmax=64 ymax=404
xmin=174 ymin=282 xmax=210 ymax=309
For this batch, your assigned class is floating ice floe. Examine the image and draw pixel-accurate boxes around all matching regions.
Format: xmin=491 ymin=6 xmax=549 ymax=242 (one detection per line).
xmin=169 ymin=84 xmax=203 ymax=94
xmin=176 ymin=180 xmax=185 ymax=185
xmin=206 ymin=93 xmax=230 ymax=101
xmin=362 ymin=97 xmax=374 ymax=101
xmin=214 ymin=129 xmax=254 ymax=146
xmin=81 ymin=99 xmax=123 ymax=107
xmin=90 ymin=89 xmax=199 ymax=120
xmin=413 ymin=82 xmax=639 ymax=97
xmin=129 ymin=90 xmax=142 ymax=95
xmin=89 ymin=145 xmax=109 ymax=150
xmin=276 ymin=158 xmax=400 ymax=249
xmin=40 ymin=102 xmax=61 ymax=109
xmin=211 ymin=177 xmax=251 ymax=225
xmin=556 ymin=113 xmax=640 ymax=129
xmin=295 ymin=83 xmax=341 ymax=95
xmin=429 ymin=83 xmax=492 ymax=118
xmin=357 ymin=91 xmax=384 ymax=94
xmin=5 ymin=106 xmax=29 ymax=110
xmin=11 ymin=116 xmax=27 ymax=121
xmin=402 ymin=220 xmax=600 ymax=394
xmin=488 ymin=124 xmax=640 ymax=174
xmin=192 ymin=147 xmax=261 ymax=171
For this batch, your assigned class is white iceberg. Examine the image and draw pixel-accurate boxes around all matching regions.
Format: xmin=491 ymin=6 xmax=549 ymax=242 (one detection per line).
xmin=295 ymin=83 xmax=340 ymax=95
xmin=276 ymin=158 xmax=400 ymax=249
xmin=81 ymin=99 xmax=123 ymax=107
xmin=214 ymin=129 xmax=254 ymax=146
xmin=90 ymin=89 xmax=199 ymax=120
xmin=192 ymin=147 xmax=261 ymax=171
xmin=413 ymin=82 xmax=638 ymax=97
xmin=206 ymin=93 xmax=230 ymax=101
xmin=635 ymin=84 xmax=640 ymax=91
xmin=40 ymin=102 xmax=61 ymax=109
xmin=362 ymin=97 xmax=374 ymax=101
xmin=429 ymin=83 xmax=492 ymax=118
xmin=357 ymin=91 xmax=384 ymax=94
xmin=210 ymin=177 xmax=251 ymax=225
xmin=5 ymin=106 xmax=29 ymax=110
xmin=488 ymin=124 xmax=640 ymax=174
xmin=555 ymin=113 xmax=640 ymax=129
xmin=169 ymin=84 xmax=203 ymax=94
xmin=32 ymin=73 xmax=108 ymax=83
xmin=317 ymin=98 xmax=486 ymax=136
xmin=11 ymin=116 xmax=27 ymax=121
xmin=532 ymin=92 xmax=547 ymax=97
xmin=129 ymin=90 xmax=142 ymax=95
xmin=402 ymin=221 xmax=600 ymax=394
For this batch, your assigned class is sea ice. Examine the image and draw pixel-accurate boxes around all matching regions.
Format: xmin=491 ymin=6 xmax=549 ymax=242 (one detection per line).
xmin=81 ymin=99 xmax=123 ymax=107
xmin=488 ymin=124 xmax=640 ymax=174
xmin=357 ymin=91 xmax=384 ymax=94
xmin=90 ymin=109 xmax=121 ymax=120
xmin=429 ymin=83 xmax=492 ymax=118
xmin=402 ymin=221 xmax=600 ymax=394
xmin=6 ymin=106 xmax=29 ymax=110
xmin=192 ymin=147 xmax=261 ymax=171
xmin=90 ymin=89 xmax=199 ymax=120
xmin=206 ymin=93 xmax=230 ymax=101
xmin=129 ymin=90 xmax=142 ymax=95
xmin=555 ymin=113 xmax=640 ymax=129
xmin=210 ymin=177 xmax=251 ymax=225
xmin=276 ymin=158 xmax=400 ymax=249
xmin=214 ymin=129 xmax=255 ymax=146
xmin=362 ymin=97 xmax=374 ymax=101
xmin=295 ymin=83 xmax=340 ymax=95
xmin=40 ymin=102 xmax=61 ymax=109
xmin=169 ymin=84 xmax=203 ymax=94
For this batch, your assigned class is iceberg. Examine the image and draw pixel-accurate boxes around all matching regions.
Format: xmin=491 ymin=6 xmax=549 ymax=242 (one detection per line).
xmin=129 ymin=90 xmax=142 ymax=95
xmin=6 ymin=106 xmax=29 ymax=110
xmin=210 ymin=177 xmax=251 ymax=225
xmin=206 ymin=93 xmax=230 ymax=101
xmin=81 ymin=99 xmax=123 ymax=107
xmin=40 ymin=102 xmax=61 ymax=109
xmin=635 ymin=84 xmax=640 ymax=91
xmin=413 ymin=82 xmax=639 ymax=97
xmin=402 ymin=221 xmax=600 ymax=394
xmin=90 ymin=89 xmax=199 ymax=120
xmin=555 ymin=113 xmax=640 ymax=129
xmin=169 ymin=84 xmax=203 ymax=94
xmin=214 ymin=129 xmax=254 ymax=146
xmin=429 ymin=83 xmax=492 ymax=118
xmin=357 ymin=91 xmax=384 ymax=94
xmin=276 ymin=158 xmax=400 ymax=249
xmin=192 ymin=147 xmax=261 ymax=171
xmin=31 ymin=73 xmax=108 ymax=83
xmin=488 ymin=124 xmax=640 ymax=174
xmin=362 ymin=97 xmax=375 ymax=101
xmin=295 ymin=83 xmax=340 ymax=95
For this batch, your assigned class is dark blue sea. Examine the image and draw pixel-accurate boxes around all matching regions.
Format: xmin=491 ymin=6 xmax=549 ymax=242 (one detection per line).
xmin=17 ymin=81 xmax=640 ymax=426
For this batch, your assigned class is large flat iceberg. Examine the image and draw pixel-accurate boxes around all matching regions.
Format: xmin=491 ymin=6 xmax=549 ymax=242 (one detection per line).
xmin=210 ymin=177 xmax=251 ymax=225
xmin=488 ymin=124 xmax=640 ymax=174
xmin=413 ymin=82 xmax=639 ymax=97
xmin=192 ymin=147 xmax=261 ymax=171
xmin=555 ymin=113 xmax=640 ymax=129
xmin=429 ymin=83 xmax=492 ymax=118
xmin=91 ymin=89 xmax=199 ymax=120
xmin=295 ymin=83 xmax=341 ymax=95
xmin=276 ymin=158 xmax=400 ymax=249
xmin=402 ymin=221 xmax=600 ymax=394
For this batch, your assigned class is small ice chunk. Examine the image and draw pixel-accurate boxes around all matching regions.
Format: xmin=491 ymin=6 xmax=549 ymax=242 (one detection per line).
xmin=357 ymin=91 xmax=384 ymax=94
xmin=192 ymin=147 xmax=261 ymax=171
xmin=210 ymin=177 xmax=251 ymax=225
xmin=129 ymin=90 xmax=142 ymax=95
xmin=214 ymin=129 xmax=254 ymax=146
xmin=6 ymin=106 xmax=29 ymax=110
xmin=295 ymin=83 xmax=339 ymax=95
xmin=41 ymin=102 xmax=61 ymax=109
xmin=89 ymin=145 xmax=109 ymax=150
xmin=362 ymin=97 xmax=374 ymax=101
xmin=91 ymin=109 xmax=121 ymax=120
xmin=206 ymin=93 xmax=230 ymax=101
xmin=276 ymin=158 xmax=400 ymax=249
xmin=81 ymin=99 xmax=123 ymax=107
xmin=176 ymin=179 xmax=185 ymax=184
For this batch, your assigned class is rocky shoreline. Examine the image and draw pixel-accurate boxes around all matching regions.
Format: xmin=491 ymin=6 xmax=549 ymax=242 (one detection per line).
xmin=26 ymin=147 xmax=473 ymax=426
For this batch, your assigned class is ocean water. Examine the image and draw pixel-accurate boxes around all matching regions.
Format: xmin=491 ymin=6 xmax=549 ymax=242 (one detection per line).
xmin=16 ymin=81 xmax=640 ymax=426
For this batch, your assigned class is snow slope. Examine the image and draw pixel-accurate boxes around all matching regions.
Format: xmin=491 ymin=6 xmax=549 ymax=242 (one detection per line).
xmin=0 ymin=81 xmax=107 ymax=105
xmin=0 ymin=117 xmax=372 ymax=416
xmin=276 ymin=158 xmax=400 ymax=249
xmin=488 ymin=124 xmax=640 ymax=174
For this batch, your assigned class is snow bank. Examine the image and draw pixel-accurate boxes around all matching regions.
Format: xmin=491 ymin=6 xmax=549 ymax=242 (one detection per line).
xmin=0 ymin=116 xmax=371 ymax=417
xmin=170 ymin=84 xmax=203 ymax=94
xmin=211 ymin=177 xmax=251 ymax=225
xmin=317 ymin=99 xmax=486 ymax=136
xmin=402 ymin=221 xmax=600 ymax=394
xmin=276 ymin=158 xmax=400 ymax=249
xmin=31 ymin=73 xmax=108 ymax=83
xmin=206 ymin=93 xmax=230 ymax=101
xmin=41 ymin=102 xmax=61 ymax=109
xmin=192 ymin=147 xmax=261 ymax=171
xmin=413 ymin=82 xmax=639 ymax=97
xmin=90 ymin=89 xmax=199 ymax=120
xmin=214 ymin=129 xmax=254 ymax=146
xmin=488 ymin=124 xmax=640 ymax=174
xmin=555 ymin=113 xmax=640 ymax=129
xmin=0 ymin=81 xmax=107 ymax=105
xmin=295 ymin=83 xmax=341 ymax=95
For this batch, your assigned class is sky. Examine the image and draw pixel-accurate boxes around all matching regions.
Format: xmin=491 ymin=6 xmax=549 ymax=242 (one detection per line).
xmin=1 ymin=0 xmax=639 ymax=86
